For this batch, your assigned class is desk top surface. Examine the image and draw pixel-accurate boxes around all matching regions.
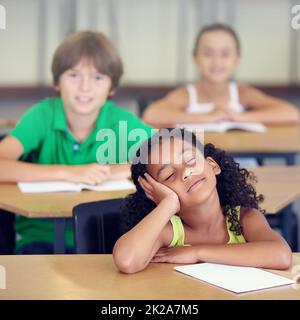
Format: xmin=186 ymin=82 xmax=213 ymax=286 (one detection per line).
xmin=0 ymin=166 xmax=299 ymax=217
xmin=253 ymin=166 xmax=300 ymax=213
xmin=0 ymin=254 xmax=299 ymax=300
xmin=201 ymin=124 xmax=300 ymax=153
xmin=0 ymin=185 xmax=132 ymax=217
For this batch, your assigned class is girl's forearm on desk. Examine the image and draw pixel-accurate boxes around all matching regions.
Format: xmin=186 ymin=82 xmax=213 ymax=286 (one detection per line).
xmin=113 ymin=198 xmax=175 ymax=273
xmin=196 ymin=241 xmax=292 ymax=270
xmin=235 ymin=106 xmax=300 ymax=124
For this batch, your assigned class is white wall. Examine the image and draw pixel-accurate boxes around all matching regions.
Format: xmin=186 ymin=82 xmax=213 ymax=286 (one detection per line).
xmin=0 ymin=0 xmax=39 ymax=85
xmin=235 ymin=0 xmax=291 ymax=84
xmin=0 ymin=0 xmax=298 ymax=86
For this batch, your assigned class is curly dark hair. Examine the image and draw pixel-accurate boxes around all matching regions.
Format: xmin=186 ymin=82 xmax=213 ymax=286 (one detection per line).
xmin=122 ymin=128 xmax=264 ymax=237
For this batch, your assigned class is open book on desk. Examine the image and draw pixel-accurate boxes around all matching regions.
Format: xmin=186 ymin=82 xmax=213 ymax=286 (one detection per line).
xmin=18 ymin=179 xmax=135 ymax=193
xmin=174 ymin=263 xmax=294 ymax=294
xmin=176 ymin=121 xmax=267 ymax=133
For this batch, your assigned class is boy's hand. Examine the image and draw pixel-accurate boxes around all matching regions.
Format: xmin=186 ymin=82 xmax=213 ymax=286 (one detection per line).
xmin=63 ymin=163 xmax=111 ymax=185
xmin=138 ymin=173 xmax=180 ymax=213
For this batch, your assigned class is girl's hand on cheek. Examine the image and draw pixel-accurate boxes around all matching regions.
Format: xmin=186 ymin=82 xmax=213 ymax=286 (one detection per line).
xmin=151 ymin=246 xmax=199 ymax=264
xmin=138 ymin=173 xmax=180 ymax=213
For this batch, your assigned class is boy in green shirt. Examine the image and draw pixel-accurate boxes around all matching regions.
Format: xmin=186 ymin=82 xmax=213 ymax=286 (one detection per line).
xmin=0 ymin=31 xmax=154 ymax=254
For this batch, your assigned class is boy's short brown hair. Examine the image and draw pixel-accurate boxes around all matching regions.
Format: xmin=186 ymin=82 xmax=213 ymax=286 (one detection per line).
xmin=51 ymin=31 xmax=123 ymax=91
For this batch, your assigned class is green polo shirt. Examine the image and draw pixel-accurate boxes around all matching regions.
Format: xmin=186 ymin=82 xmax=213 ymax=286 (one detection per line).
xmin=10 ymin=96 xmax=154 ymax=252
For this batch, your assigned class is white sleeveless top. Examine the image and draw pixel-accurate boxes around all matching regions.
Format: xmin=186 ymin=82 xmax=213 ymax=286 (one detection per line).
xmin=186 ymin=82 xmax=244 ymax=113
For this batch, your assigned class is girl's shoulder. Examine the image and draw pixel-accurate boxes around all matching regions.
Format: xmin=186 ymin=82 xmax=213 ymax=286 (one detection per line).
xmin=236 ymin=83 xmax=254 ymax=96
xmin=238 ymin=207 xmax=274 ymax=241
xmin=159 ymin=219 xmax=176 ymax=247
xmin=237 ymin=83 xmax=265 ymax=103
xmin=239 ymin=207 xmax=263 ymax=224
xmin=166 ymin=85 xmax=189 ymax=100
xmin=160 ymin=85 xmax=190 ymax=110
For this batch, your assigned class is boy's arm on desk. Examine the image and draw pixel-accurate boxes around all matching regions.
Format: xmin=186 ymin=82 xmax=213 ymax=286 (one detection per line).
xmin=0 ymin=136 xmax=63 ymax=182
xmin=0 ymin=136 xmax=130 ymax=184
xmin=0 ymin=118 xmax=18 ymax=128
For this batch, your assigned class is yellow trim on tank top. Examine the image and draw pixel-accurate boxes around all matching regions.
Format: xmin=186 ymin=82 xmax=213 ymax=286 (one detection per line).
xmin=169 ymin=206 xmax=246 ymax=247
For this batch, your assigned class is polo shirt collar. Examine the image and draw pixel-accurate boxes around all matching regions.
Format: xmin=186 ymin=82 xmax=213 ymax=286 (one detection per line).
xmin=53 ymin=98 xmax=110 ymax=134
xmin=52 ymin=98 xmax=111 ymax=146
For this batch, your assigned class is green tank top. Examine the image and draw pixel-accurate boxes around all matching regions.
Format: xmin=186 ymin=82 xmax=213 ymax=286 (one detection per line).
xmin=169 ymin=206 xmax=246 ymax=247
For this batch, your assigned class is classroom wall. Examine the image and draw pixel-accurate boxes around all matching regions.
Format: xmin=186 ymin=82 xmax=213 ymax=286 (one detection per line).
xmin=0 ymin=0 xmax=299 ymax=86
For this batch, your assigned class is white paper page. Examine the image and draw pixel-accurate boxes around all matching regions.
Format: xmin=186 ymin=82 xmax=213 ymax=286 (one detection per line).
xmin=176 ymin=122 xmax=267 ymax=133
xmin=80 ymin=179 xmax=135 ymax=192
xmin=18 ymin=181 xmax=81 ymax=193
xmin=176 ymin=123 xmax=225 ymax=132
xmin=226 ymin=122 xmax=267 ymax=133
xmin=174 ymin=263 xmax=294 ymax=293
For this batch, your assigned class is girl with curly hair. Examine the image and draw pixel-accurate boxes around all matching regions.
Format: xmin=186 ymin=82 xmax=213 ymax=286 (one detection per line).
xmin=113 ymin=128 xmax=292 ymax=274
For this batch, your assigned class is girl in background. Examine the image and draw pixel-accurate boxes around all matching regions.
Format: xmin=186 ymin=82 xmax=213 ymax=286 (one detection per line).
xmin=143 ymin=24 xmax=299 ymax=127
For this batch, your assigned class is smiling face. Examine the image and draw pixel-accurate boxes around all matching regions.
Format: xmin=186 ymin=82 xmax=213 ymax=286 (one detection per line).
xmin=57 ymin=58 xmax=112 ymax=117
xmin=147 ymin=138 xmax=221 ymax=209
xmin=194 ymin=30 xmax=240 ymax=83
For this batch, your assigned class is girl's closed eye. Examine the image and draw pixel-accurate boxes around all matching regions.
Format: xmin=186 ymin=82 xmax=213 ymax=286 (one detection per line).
xmin=182 ymin=151 xmax=197 ymax=165
xmin=186 ymin=157 xmax=196 ymax=165
xmin=164 ymin=172 xmax=175 ymax=181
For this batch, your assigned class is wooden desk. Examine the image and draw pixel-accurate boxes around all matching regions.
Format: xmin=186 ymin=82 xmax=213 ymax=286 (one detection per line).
xmin=203 ymin=124 xmax=300 ymax=165
xmin=0 ymin=166 xmax=298 ymax=218
xmin=253 ymin=166 xmax=300 ymax=214
xmin=205 ymin=124 xmax=300 ymax=153
xmin=253 ymin=166 xmax=300 ymax=248
xmin=0 ymin=185 xmax=134 ymax=253
xmin=0 ymin=184 xmax=133 ymax=218
xmin=0 ymin=254 xmax=299 ymax=300
xmin=0 ymin=166 xmax=299 ymax=253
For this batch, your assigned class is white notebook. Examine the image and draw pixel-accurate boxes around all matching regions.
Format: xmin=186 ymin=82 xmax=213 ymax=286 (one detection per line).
xmin=176 ymin=121 xmax=267 ymax=133
xmin=174 ymin=263 xmax=294 ymax=294
xmin=18 ymin=179 xmax=135 ymax=193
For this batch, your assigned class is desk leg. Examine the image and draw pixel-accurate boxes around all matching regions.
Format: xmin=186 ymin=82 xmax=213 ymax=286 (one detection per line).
xmin=281 ymin=205 xmax=296 ymax=250
xmin=257 ymin=157 xmax=264 ymax=166
xmin=54 ymin=218 xmax=66 ymax=254
xmin=285 ymin=154 xmax=296 ymax=166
